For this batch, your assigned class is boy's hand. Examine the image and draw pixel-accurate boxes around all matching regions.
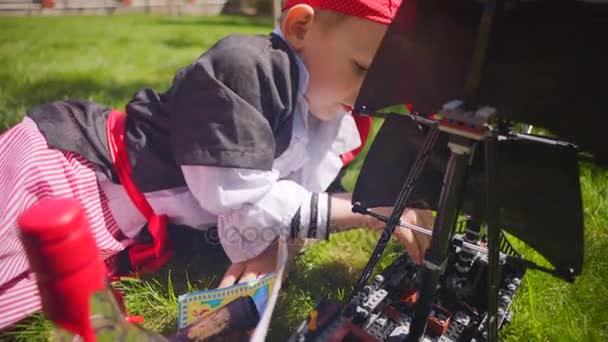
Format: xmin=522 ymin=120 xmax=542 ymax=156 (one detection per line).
xmin=218 ymin=240 xmax=278 ymax=288
xmin=217 ymin=238 xmax=307 ymax=288
xmin=368 ymin=208 xmax=435 ymax=264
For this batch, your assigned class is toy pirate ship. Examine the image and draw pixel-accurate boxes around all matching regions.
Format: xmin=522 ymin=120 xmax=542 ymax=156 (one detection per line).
xmin=288 ymin=0 xmax=606 ymax=341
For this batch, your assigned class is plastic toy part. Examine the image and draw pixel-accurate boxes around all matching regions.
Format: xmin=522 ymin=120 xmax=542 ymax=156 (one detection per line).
xmin=288 ymin=233 xmax=526 ymax=342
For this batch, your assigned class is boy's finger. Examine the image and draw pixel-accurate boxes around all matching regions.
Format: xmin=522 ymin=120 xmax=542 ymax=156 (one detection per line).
xmin=218 ymin=263 xmax=246 ymax=288
xmin=407 ymin=235 xmax=422 ymax=264
xmin=238 ymin=256 xmax=277 ymax=283
xmin=238 ymin=270 xmax=261 ymax=283
xmin=393 ymin=227 xmax=422 ymax=264
xmin=414 ymin=210 xmax=435 ymax=261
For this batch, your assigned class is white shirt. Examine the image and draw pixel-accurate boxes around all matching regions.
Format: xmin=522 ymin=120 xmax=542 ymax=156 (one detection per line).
xmin=98 ymin=28 xmax=361 ymax=263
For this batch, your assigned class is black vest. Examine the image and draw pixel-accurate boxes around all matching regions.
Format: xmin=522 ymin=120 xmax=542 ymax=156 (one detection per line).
xmin=27 ymin=33 xmax=300 ymax=193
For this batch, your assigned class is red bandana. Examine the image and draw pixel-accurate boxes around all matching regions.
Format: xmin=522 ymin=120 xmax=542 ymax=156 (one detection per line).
xmin=281 ymin=0 xmax=402 ymax=25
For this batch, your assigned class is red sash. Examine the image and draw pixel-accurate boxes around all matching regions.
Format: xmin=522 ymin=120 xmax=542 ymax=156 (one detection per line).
xmin=106 ymin=110 xmax=174 ymax=273
xmin=341 ymin=114 xmax=372 ymax=166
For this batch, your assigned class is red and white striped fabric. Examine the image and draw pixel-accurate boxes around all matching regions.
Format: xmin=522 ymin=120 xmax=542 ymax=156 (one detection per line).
xmin=0 ymin=117 xmax=131 ymax=330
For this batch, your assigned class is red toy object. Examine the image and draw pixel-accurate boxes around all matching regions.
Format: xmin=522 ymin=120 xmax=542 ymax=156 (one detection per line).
xmin=126 ymin=316 xmax=146 ymax=325
xmin=19 ymin=199 xmax=107 ymax=342
xmin=327 ymin=321 xmax=378 ymax=342
xmin=400 ymin=289 xmax=418 ymax=306
xmin=384 ymin=305 xmax=401 ymax=322
xmin=341 ymin=113 xmax=372 ymax=166
xmin=426 ymin=305 xmax=452 ymax=337
xmin=18 ymin=198 xmax=166 ymax=342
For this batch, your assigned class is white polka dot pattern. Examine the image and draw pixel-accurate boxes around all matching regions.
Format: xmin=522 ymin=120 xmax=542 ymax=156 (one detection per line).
xmin=282 ymin=0 xmax=402 ymax=25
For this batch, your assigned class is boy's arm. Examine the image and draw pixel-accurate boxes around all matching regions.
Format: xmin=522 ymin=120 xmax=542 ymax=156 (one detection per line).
xmin=182 ymin=165 xmax=398 ymax=263
xmin=216 ymin=191 xmax=433 ymax=287
xmin=323 ymin=192 xmax=434 ymax=264
xmin=182 ymin=165 xmax=332 ymax=264
xmin=181 ymin=164 xmax=433 ymax=287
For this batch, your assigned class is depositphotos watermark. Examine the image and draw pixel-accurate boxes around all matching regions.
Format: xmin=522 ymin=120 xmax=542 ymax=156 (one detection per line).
xmin=199 ymin=225 xmax=411 ymax=248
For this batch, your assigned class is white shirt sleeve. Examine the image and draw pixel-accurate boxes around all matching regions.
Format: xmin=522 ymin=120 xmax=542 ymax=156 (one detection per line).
xmin=181 ymin=165 xmax=330 ymax=263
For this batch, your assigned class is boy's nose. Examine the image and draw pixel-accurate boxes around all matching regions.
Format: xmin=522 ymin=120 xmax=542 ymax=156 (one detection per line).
xmin=346 ymin=82 xmax=365 ymax=107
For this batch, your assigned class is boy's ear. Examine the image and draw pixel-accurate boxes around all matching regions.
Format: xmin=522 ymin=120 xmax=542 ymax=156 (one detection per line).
xmin=281 ymin=4 xmax=315 ymax=51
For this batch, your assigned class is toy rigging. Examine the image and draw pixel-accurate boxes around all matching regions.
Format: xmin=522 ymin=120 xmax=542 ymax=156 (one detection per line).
xmin=288 ymin=0 xmax=606 ymax=341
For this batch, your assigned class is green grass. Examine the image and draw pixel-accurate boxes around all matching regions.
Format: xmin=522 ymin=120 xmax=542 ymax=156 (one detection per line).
xmin=0 ymin=14 xmax=607 ymax=342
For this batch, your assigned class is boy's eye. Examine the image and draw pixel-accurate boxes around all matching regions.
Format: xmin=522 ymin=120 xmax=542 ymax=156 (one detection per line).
xmin=352 ymin=61 xmax=368 ymax=75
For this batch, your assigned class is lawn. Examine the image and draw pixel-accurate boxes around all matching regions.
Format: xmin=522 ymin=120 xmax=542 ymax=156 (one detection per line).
xmin=0 ymin=14 xmax=606 ymax=342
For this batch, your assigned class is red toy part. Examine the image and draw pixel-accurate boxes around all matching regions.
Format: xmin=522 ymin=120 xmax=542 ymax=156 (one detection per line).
xmin=328 ymin=321 xmax=378 ymax=342
xmin=19 ymin=199 xmax=107 ymax=342
xmin=341 ymin=113 xmax=372 ymax=166
xmin=126 ymin=316 xmax=145 ymax=325
xmin=109 ymin=275 xmax=146 ymax=324
xmin=385 ymin=305 xmax=402 ymax=322
xmin=426 ymin=305 xmax=452 ymax=337
xmin=400 ymin=289 xmax=418 ymax=306
xmin=439 ymin=117 xmax=489 ymax=139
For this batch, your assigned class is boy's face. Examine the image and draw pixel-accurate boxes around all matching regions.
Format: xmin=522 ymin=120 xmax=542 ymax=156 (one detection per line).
xmin=282 ymin=6 xmax=388 ymax=121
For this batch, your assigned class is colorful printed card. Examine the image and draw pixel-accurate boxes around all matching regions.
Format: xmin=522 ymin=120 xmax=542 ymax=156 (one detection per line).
xmin=176 ymin=273 xmax=276 ymax=329
xmin=250 ymin=236 xmax=289 ymax=341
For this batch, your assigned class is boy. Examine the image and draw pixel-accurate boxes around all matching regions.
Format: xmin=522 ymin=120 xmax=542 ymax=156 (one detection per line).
xmin=0 ymin=0 xmax=433 ymax=330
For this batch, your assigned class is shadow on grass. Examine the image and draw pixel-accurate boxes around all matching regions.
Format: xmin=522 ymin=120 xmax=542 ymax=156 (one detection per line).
xmin=133 ymin=228 xmax=372 ymax=339
xmin=115 ymin=226 xmax=231 ymax=336
xmin=163 ymin=36 xmax=206 ymax=49
xmin=269 ymin=259 xmax=359 ymax=340
xmin=145 ymin=225 xmax=232 ymax=294
xmin=153 ymin=16 xmax=272 ymax=29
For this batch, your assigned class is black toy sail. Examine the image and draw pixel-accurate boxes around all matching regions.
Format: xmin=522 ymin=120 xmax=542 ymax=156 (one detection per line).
xmin=355 ymin=0 xmax=607 ymax=165
xmin=351 ymin=0 xmax=604 ymax=281
xmin=352 ymin=114 xmax=584 ymax=280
